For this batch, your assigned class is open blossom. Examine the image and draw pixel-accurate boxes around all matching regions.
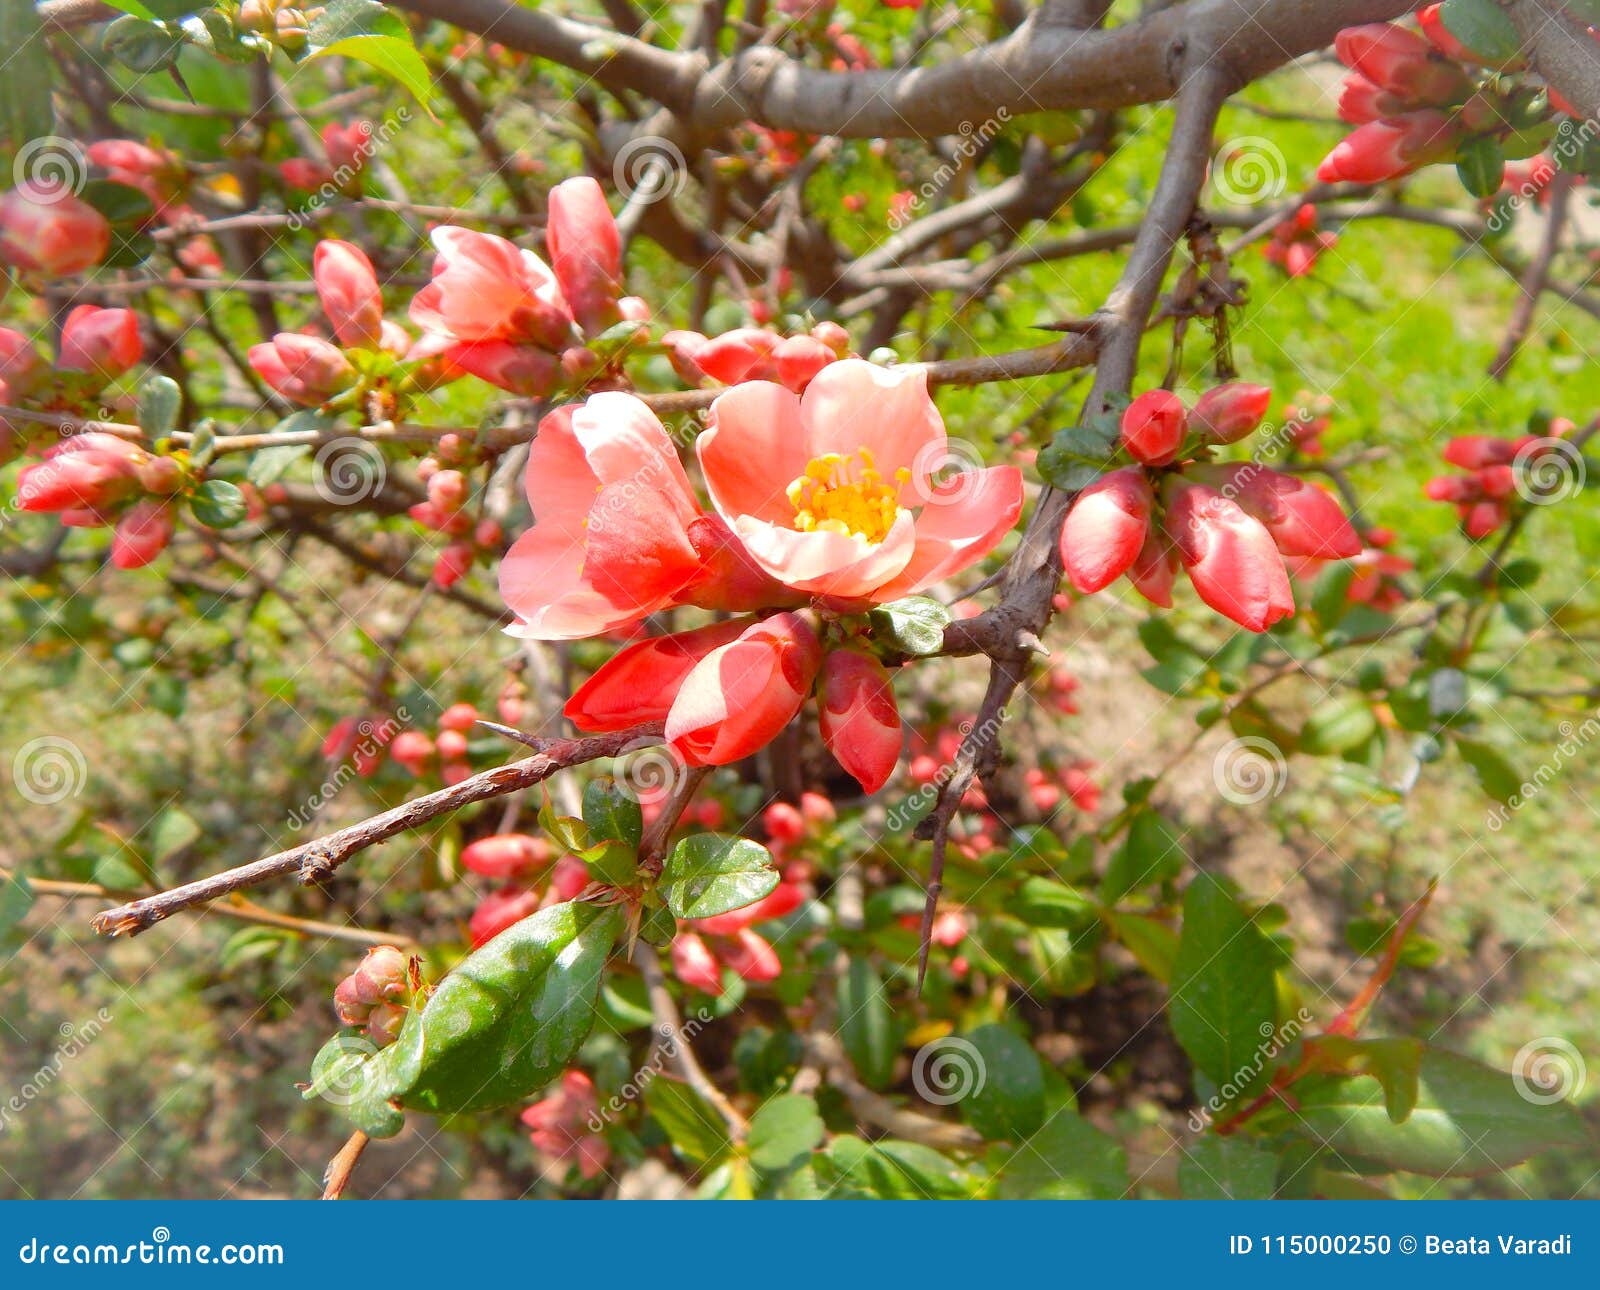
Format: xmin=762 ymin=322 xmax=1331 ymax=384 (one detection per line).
xmin=411 ymin=225 xmax=572 ymax=349
xmin=0 ymin=182 xmax=111 ymax=277
xmin=521 ymin=1070 xmax=610 ymax=1180
xmin=697 ymin=360 xmax=1023 ymax=602
xmin=499 ymin=399 xmax=790 ymax=640
xmin=670 ymin=881 xmax=805 ymax=996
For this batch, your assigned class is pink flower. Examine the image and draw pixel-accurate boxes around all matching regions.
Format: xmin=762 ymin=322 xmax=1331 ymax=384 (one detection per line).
xmin=521 ymin=1070 xmax=610 ymax=1180
xmin=410 ymin=225 xmax=572 ymax=350
xmin=696 ymin=360 xmax=1023 ymax=602
xmin=1333 ymin=23 xmax=1467 ymax=104
xmin=0 ymin=182 xmax=111 ymax=277
xmin=817 ymin=646 xmax=902 ymax=793
xmin=1164 ymin=479 xmax=1295 ymax=633
xmin=545 ymin=177 xmax=622 ymax=334
xmin=110 ymin=500 xmax=173 ymax=569
xmin=499 ymin=399 xmax=788 ymax=640
xmin=313 ymin=240 xmax=384 ymax=349
xmin=248 ymin=333 xmax=356 ymax=406
xmin=1316 ymin=111 xmax=1454 ymax=184
xmin=58 ymin=306 xmax=142 ymax=387
xmin=17 ymin=433 xmax=152 ymax=514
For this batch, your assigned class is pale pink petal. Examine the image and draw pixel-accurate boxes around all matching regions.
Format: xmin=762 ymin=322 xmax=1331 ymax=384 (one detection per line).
xmin=732 ymin=509 xmax=915 ymax=599
xmin=698 ymin=381 xmax=810 ymax=525
xmin=873 ymin=465 xmax=1024 ymax=599
xmin=572 ymin=392 xmax=700 ymax=526
xmin=498 ymin=526 xmax=642 ymax=640
xmin=798 ymin=359 xmax=946 ymax=479
xmin=522 ymin=407 xmax=595 ymax=532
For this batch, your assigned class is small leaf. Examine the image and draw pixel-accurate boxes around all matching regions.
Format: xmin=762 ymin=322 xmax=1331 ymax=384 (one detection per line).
xmin=1169 ymin=872 xmax=1280 ymax=1096
xmin=960 ymin=1025 xmax=1045 ymax=1141
xmin=746 ymin=1093 xmax=824 ymax=1173
xmin=1179 ymin=1137 xmax=1278 ymax=1199
xmin=1456 ymin=134 xmax=1505 ymax=200
xmin=1299 ymin=693 xmax=1378 ymax=756
xmin=645 ymin=1076 xmax=732 ymax=1168
xmin=993 ymin=1112 xmax=1127 ymax=1198
xmin=102 ymin=15 xmax=186 ymax=73
xmin=136 ymin=375 xmax=182 ymax=437
xmin=583 ymin=777 xmax=643 ymax=849
xmin=1038 ymin=411 xmax=1122 ymax=492
xmin=188 ymin=479 xmax=248 ymax=528
xmin=867 ymin=596 xmax=952 ymax=657
xmin=1438 ymin=0 xmax=1523 ymax=64
xmin=245 ymin=443 xmax=311 ymax=488
xmin=1456 ymin=737 xmax=1522 ymax=806
xmin=819 ymin=1136 xmax=972 ymax=1199
xmin=310 ymin=35 xmax=434 ymax=109
xmin=1101 ymin=808 xmax=1186 ymax=901
xmin=145 ymin=806 xmax=200 ymax=864
xmin=0 ymin=870 xmax=34 ymax=939
xmin=1100 ymin=910 xmax=1178 ymax=982
xmin=0 ymin=0 xmax=53 ymax=154
xmin=837 ymin=958 xmax=897 ymax=1089
xmin=660 ymin=834 xmax=779 ymax=920
xmin=1012 ymin=876 xmax=1098 ymax=932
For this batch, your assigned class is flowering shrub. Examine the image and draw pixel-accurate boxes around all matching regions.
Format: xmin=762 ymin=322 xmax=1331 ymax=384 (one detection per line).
xmin=1 ymin=0 xmax=1595 ymax=1203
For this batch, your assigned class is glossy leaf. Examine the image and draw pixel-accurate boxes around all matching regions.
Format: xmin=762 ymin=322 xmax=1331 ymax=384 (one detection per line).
xmin=660 ymin=833 xmax=778 ymax=920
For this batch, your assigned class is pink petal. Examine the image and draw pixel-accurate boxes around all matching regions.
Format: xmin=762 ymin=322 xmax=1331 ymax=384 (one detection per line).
xmin=873 ymin=465 xmax=1023 ymax=599
xmin=698 ymin=380 xmax=811 ymax=525
xmin=798 ymin=359 xmax=946 ymax=481
xmin=572 ymin=392 xmax=700 ymax=526
xmin=733 ymin=509 xmax=916 ymax=599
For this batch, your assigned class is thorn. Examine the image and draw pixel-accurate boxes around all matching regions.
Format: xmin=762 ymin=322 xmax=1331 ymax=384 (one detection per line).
xmin=474 ymin=719 xmax=548 ymax=750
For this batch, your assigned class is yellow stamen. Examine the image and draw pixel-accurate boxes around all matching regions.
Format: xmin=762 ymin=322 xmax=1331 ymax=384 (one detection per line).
xmin=788 ymin=447 xmax=903 ymax=543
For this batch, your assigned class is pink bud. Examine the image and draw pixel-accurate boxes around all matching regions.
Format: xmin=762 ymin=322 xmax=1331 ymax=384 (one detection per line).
xmin=426 ymin=469 xmax=467 ymax=513
xmin=1126 ymin=525 xmax=1177 ymax=608
xmin=660 ymin=330 xmax=708 ymax=384
xmin=810 ymin=320 xmax=851 ymax=354
xmin=1337 ymin=74 xmax=1412 ymax=125
xmin=0 ymin=182 xmax=111 ymax=277
xmin=773 ymin=334 xmax=836 ymax=392
xmin=438 ymin=702 xmax=479 ymax=733
xmin=545 ymin=177 xmax=622 ymax=334
xmin=1442 ymin=435 xmax=1518 ymax=469
xmin=433 ymin=541 xmax=475 ymax=588
xmin=694 ymin=328 xmax=780 ymax=385
xmin=444 ymin=340 xmax=559 ymax=397
xmin=671 ymin=932 xmax=725 ymax=996
xmin=1334 ymin=22 xmax=1467 ymax=103
xmin=1059 ymin=467 xmax=1153 ymax=593
xmin=1198 ymin=464 xmax=1361 ymax=560
xmin=321 ymin=121 xmax=372 ymax=180
xmin=389 ymin=730 xmax=436 ymax=776
xmin=617 ymin=295 xmax=651 ymax=323
xmin=314 ymin=240 xmax=384 ymax=349
xmin=800 ymin=790 xmax=835 ymax=826
xmin=1164 ymin=478 xmax=1295 ymax=633
xmin=435 ymin=728 xmax=469 ymax=760
xmin=110 ymin=500 xmax=173 ymax=569
xmin=763 ymin=801 xmax=804 ymax=844
xmin=462 ymin=833 xmax=553 ymax=880
xmin=1316 ymin=111 xmax=1454 ymax=184
xmin=817 ymin=647 xmax=902 ymax=793
xmin=1120 ymin=389 xmax=1188 ymax=466
xmin=0 ymin=327 xmax=46 ymax=397
xmin=248 ymin=333 xmax=356 ymax=406
xmin=721 ymin=928 xmax=781 ymax=983
xmin=17 ymin=435 xmax=147 ymax=513
xmin=58 ymin=306 xmax=142 ymax=387
xmin=469 ymin=886 xmax=541 ymax=947
xmin=1190 ymin=383 xmax=1271 ymax=444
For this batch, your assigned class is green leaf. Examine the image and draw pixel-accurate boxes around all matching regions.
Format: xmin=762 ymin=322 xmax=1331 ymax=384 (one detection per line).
xmin=1310 ymin=562 xmax=1355 ymax=627
xmin=245 ymin=443 xmax=311 ymax=488
xmin=867 ymin=596 xmax=952 ymax=656
xmin=188 ymin=479 xmax=248 ymax=529
xmin=303 ymin=1031 xmax=406 ymax=1138
xmin=1299 ymin=693 xmax=1378 ymax=756
xmin=1101 ymin=910 xmax=1178 ymax=983
xmin=837 ymin=958 xmax=897 ymax=1089
xmin=1 ymin=0 xmax=53 ymax=153
xmin=1456 ymin=134 xmax=1506 ymax=200
xmin=1438 ymin=0 xmax=1523 ymax=64
xmin=80 ymin=179 xmax=155 ymax=229
xmin=993 ymin=1112 xmax=1128 ymax=1198
xmin=102 ymin=15 xmax=186 ymax=73
xmin=1168 ymin=872 xmax=1280 ymax=1096
xmin=310 ymin=35 xmax=434 ymax=109
xmin=1038 ymin=411 xmax=1121 ymax=492
xmin=136 ymin=375 xmax=182 ymax=438
xmin=645 ymin=1076 xmax=732 ymax=1168
xmin=1101 ymin=809 xmax=1186 ymax=901
xmin=746 ymin=1092 xmax=824 ymax=1173
xmin=960 ymin=1025 xmax=1045 ymax=1141
xmin=583 ymin=777 xmax=643 ymax=850
xmin=818 ymin=1136 xmax=972 ymax=1199
xmin=1179 ymin=1137 xmax=1279 ymax=1199
xmin=1012 ymin=876 xmax=1098 ymax=932
xmin=390 ymin=901 xmax=622 ymax=1115
xmin=1456 ymin=737 xmax=1522 ymax=806
xmin=1278 ymin=1047 xmax=1588 ymax=1177
xmin=0 ymin=869 xmax=34 ymax=938
xmin=659 ymin=833 xmax=779 ymax=920
xmin=145 ymin=806 xmax=200 ymax=864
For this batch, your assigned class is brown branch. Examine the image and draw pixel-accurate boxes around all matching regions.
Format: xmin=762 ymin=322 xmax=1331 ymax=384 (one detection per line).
xmin=632 ymin=942 xmax=748 ymax=1139
xmin=1490 ymin=170 xmax=1576 ymax=381
xmin=89 ymin=725 xmax=663 ymax=938
xmin=320 ymin=1130 xmax=370 ymax=1200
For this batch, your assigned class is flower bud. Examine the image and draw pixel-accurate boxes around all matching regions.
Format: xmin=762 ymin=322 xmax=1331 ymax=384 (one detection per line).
xmin=0 ymin=182 xmax=112 ymax=277
xmin=313 ymin=240 xmax=384 ymax=349
xmin=58 ymin=306 xmax=143 ymax=388
xmin=1120 ymin=389 xmax=1188 ymax=466
xmin=1190 ymin=383 xmax=1271 ymax=444
xmin=1164 ymin=478 xmax=1295 ymax=633
xmin=1059 ymin=466 xmax=1153 ymax=593
xmin=461 ymin=832 xmax=553 ymax=880
xmin=249 ymin=333 xmax=356 ymax=406
xmin=817 ymin=647 xmax=902 ymax=793
xmin=546 ymin=177 xmax=622 ymax=334
xmin=111 ymin=500 xmax=173 ymax=569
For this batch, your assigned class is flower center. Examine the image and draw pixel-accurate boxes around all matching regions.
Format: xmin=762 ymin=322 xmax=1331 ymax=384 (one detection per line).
xmin=786 ymin=448 xmax=908 ymax=543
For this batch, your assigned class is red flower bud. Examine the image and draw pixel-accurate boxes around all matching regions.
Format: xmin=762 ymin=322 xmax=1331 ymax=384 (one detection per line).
xmin=763 ymin=801 xmax=804 ymax=844
xmin=671 ymin=931 xmax=725 ymax=995
xmin=818 ymin=646 xmax=902 ymax=793
xmin=773 ymin=334 xmax=836 ymax=392
xmin=1195 ymin=464 xmax=1361 ymax=559
xmin=1190 ymin=383 xmax=1271 ymax=444
xmin=1442 ymin=435 xmax=1518 ymax=469
xmin=0 ymin=182 xmax=112 ymax=277
xmin=1316 ymin=111 xmax=1454 ymax=184
xmin=469 ymin=886 xmax=541 ymax=947
xmin=313 ymin=240 xmax=384 ymax=349
xmin=1164 ymin=478 xmax=1295 ymax=633
xmin=110 ymin=500 xmax=173 ymax=569
xmin=443 ymin=340 xmax=559 ymax=397
xmin=461 ymin=833 xmax=554 ymax=880
xmin=720 ymin=928 xmax=781 ymax=983
xmin=249 ymin=333 xmax=356 ymax=406
xmin=694 ymin=328 xmax=781 ymax=385
xmin=58 ymin=306 xmax=142 ymax=387
xmin=546 ymin=177 xmax=623 ymax=335
xmin=1120 ymin=389 xmax=1188 ymax=466
xmin=565 ymin=618 xmax=750 ymax=733
xmin=1059 ymin=466 xmax=1154 ymax=593
xmin=388 ymin=730 xmax=435 ymax=776
xmin=0 ymin=327 xmax=46 ymax=397
xmin=1334 ymin=22 xmax=1467 ymax=103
